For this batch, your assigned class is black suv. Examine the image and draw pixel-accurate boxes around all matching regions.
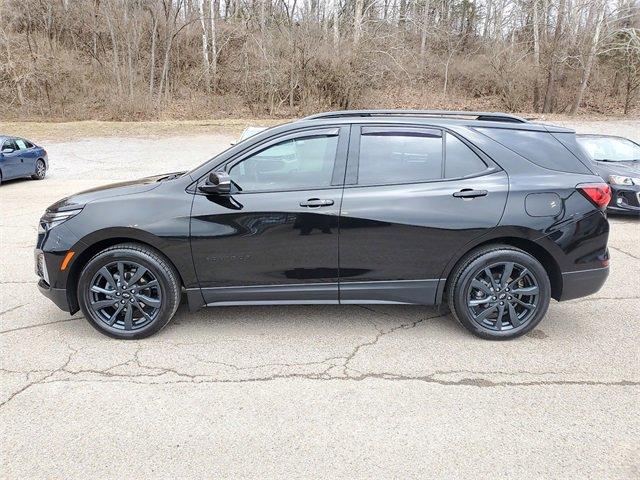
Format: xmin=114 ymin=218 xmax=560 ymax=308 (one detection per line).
xmin=36 ymin=110 xmax=611 ymax=340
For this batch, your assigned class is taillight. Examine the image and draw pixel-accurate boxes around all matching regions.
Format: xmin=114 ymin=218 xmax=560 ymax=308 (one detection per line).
xmin=577 ymin=183 xmax=611 ymax=210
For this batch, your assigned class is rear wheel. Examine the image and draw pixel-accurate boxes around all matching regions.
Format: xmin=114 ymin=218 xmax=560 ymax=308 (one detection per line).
xmin=32 ymin=159 xmax=46 ymax=180
xmin=447 ymin=245 xmax=550 ymax=340
xmin=78 ymin=243 xmax=181 ymax=339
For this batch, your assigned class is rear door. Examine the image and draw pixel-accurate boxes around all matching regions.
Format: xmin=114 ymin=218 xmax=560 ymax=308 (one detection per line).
xmin=338 ymin=125 xmax=508 ymax=304
xmin=14 ymin=138 xmax=35 ymax=177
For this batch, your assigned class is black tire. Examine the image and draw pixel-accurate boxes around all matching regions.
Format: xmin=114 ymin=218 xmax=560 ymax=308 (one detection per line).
xmin=78 ymin=243 xmax=181 ymax=339
xmin=447 ymin=245 xmax=551 ymax=340
xmin=31 ymin=159 xmax=46 ymax=180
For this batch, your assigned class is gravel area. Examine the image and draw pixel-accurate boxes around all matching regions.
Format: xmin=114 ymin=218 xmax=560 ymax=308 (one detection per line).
xmin=0 ymin=119 xmax=638 ymax=479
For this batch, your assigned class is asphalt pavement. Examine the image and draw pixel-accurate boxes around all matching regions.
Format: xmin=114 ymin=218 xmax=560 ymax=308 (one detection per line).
xmin=1 ymin=126 xmax=638 ymax=479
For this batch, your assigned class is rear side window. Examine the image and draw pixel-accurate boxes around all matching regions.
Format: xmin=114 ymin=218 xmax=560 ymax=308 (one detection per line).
xmin=15 ymin=139 xmax=28 ymax=150
xmin=358 ymin=128 xmax=442 ymax=185
xmin=445 ymin=133 xmax=487 ymax=178
xmin=356 ymin=127 xmax=490 ymax=185
xmin=476 ymin=127 xmax=592 ymax=174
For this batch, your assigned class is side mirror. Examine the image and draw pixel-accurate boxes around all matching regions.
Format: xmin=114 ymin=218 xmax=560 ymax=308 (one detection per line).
xmin=1 ymin=148 xmax=14 ymax=154
xmin=198 ymin=171 xmax=232 ymax=195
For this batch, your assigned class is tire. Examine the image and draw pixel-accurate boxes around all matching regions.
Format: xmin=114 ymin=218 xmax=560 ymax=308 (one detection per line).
xmin=31 ymin=159 xmax=46 ymax=180
xmin=447 ymin=245 xmax=551 ymax=340
xmin=78 ymin=243 xmax=181 ymax=339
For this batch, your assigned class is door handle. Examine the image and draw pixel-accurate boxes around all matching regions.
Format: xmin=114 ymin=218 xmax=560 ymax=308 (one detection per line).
xmin=453 ymin=189 xmax=488 ymax=199
xmin=299 ymin=198 xmax=334 ymax=207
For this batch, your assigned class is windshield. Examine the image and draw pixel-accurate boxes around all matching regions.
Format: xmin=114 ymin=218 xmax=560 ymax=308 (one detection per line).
xmin=187 ymin=124 xmax=282 ymax=175
xmin=239 ymin=126 xmax=268 ymax=140
xmin=577 ymin=136 xmax=640 ymax=162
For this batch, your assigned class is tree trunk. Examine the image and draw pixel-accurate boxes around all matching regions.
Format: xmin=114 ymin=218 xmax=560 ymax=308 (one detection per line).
xmin=149 ymin=11 xmax=157 ymax=97
xmin=353 ymin=0 xmax=364 ymax=47
xmin=532 ymin=0 xmax=541 ymax=111
xmin=420 ymin=0 xmax=430 ymax=65
xmin=198 ymin=0 xmax=211 ymax=91
xmin=570 ymin=2 xmax=604 ymax=115
xmin=333 ymin=0 xmax=339 ymax=49
xmin=542 ymin=0 xmax=565 ymax=113
xmin=211 ymin=0 xmax=218 ymax=84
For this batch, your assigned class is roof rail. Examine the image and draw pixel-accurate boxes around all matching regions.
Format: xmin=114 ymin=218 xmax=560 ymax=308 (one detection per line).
xmin=301 ymin=110 xmax=528 ymax=123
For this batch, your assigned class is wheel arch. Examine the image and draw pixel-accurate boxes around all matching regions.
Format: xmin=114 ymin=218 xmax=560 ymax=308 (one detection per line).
xmin=65 ymin=235 xmax=187 ymax=315
xmin=437 ymin=236 xmax=563 ymax=305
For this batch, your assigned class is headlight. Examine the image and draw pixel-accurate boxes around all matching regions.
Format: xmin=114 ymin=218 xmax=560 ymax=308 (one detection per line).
xmin=39 ymin=208 xmax=83 ymax=231
xmin=609 ymin=175 xmax=635 ymax=186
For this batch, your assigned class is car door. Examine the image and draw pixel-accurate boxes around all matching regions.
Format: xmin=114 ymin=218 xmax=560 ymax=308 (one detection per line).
xmin=338 ymin=125 xmax=509 ymax=305
xmin=190 ymin=126 xmax=349 ymax=305
xmin=0 ymin=139 xmax=21 ymax=179
xmin=14 ymin=138 xmax=35 ymax=177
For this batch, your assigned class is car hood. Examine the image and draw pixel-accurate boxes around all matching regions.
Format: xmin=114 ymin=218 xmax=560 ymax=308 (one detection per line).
xmin=592 ymin=160 xmax=640 ymax=178
xmin=47 ymin=173 xmax=176 ymax=211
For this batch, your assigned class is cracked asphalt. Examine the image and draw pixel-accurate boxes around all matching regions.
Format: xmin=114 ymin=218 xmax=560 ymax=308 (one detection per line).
xmin=1 ymin=125 xmax=639 ymax=479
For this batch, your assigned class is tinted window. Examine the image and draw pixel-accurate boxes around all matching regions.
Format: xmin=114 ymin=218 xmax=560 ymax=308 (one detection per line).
xmin=15 ymin=139 xmax=28 ymax=150
xmin=2 ymin=140 xmax=17 ymax=151
xmin=476 ymin=127 xmax=592 ymax=174
xmin=445 ymin=133 xmax=487 ymax=178
xmin=230 ymin=134 xmax=338 ymax=192
xmin=358 ymin=129 xmax=442 ymax=184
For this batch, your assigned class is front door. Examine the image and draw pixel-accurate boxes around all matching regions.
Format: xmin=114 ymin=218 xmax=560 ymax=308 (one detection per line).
xmin=338 ymin=125 xmax=509 ymax=304
xmin=1 ymin=139 xmax=22 ymax=179
xmin=190 ymin=126 xmax=349 ymax=305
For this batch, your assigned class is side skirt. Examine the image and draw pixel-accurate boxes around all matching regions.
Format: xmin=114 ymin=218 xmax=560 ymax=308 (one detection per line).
xmin=187 ymin=279 xmax=443 ymax=308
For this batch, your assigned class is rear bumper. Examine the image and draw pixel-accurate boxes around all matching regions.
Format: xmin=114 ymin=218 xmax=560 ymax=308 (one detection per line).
xmin=558 ymin=266 xmax=609 ymax=301
xmin=37 ymin=278 xmax=71 ymax=312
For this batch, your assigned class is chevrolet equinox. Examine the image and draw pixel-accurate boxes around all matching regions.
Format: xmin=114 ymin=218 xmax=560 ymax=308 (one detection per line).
xmin=36 ymin=110 xmax=611 ymax=340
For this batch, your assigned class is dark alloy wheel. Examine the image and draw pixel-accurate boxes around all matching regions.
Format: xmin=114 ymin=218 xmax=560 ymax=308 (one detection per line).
xmin=448 ymin=245 xmax=550 ymax=340
xmin=32 ymin=159 xmax=46 ymax=180
xmin=466 ymin=262 xmax=539 ymax=332
xmin=78 ymin=243 xmax=181 ymax=339
xmin=88 ymin=261 xmax=162 ymax=332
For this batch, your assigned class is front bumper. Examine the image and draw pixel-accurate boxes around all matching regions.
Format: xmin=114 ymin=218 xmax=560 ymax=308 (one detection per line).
xmin=559 ymin=266 xmax=609 ymax=301
xmin=37 ymin=278 xmax=71 ymax=311
xmin=607 ymin=184 xmax=640 ymax=216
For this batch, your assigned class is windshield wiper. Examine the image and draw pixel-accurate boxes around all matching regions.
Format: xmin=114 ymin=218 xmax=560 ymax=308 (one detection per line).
xmin=159 ymin=172 xmax=186 ymax=181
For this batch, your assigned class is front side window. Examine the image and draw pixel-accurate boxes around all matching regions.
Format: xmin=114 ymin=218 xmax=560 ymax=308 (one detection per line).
xmin=2 ymin=140 xmax=17 ymax=152
xmin=229 ymin=134 xmax=338 ymax=192
xmin=357 ymin=129 xmax=443 ymax=185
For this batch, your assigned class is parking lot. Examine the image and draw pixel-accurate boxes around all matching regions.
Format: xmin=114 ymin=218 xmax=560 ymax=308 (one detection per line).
xmin=1 ymin=120 xmax=639 ymax=479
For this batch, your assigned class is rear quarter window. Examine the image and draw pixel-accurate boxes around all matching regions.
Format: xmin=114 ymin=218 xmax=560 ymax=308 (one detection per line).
xmin=475 ymin=127 xmax=592 ymax=174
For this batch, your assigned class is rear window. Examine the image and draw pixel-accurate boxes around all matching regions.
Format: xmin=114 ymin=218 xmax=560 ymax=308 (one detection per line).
xmin=475 ymin=127 xmax=592 ymax=174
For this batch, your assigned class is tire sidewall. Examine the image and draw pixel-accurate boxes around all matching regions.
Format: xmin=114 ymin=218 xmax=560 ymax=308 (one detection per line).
xmin=452 ymin=249 xmax=551 ymax=340
xmin=78 ymin=248 xmax=176 ymax=339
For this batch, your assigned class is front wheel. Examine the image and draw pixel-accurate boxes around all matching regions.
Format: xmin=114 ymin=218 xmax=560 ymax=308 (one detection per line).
xmin=447 ymin=245 xmax=551 ymax=340
xmin=78 ymin=243 xmax=181 ymax=339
